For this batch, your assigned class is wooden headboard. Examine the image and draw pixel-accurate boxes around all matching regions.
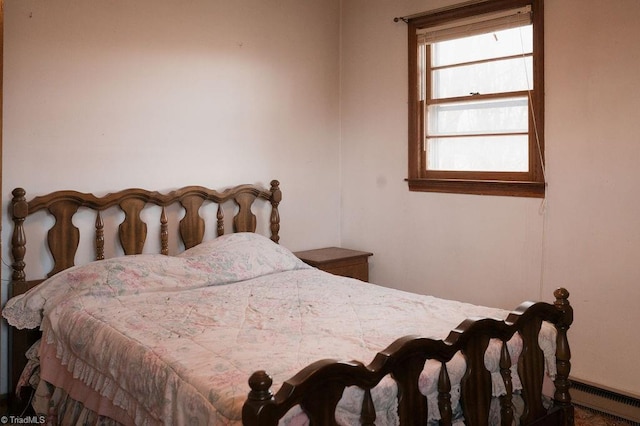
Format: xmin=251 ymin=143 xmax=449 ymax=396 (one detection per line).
xmin=6 ymin=180 xmax=281 ymax=402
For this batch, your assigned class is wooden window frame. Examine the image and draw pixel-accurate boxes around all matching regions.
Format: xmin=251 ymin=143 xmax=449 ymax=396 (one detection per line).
xmin=406 ymin=0 xmax=545 ymax=198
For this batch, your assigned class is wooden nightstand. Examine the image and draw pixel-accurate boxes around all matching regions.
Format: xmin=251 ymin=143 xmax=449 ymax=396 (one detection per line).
xmin=294 ymin=247 xmax=373 ymax=282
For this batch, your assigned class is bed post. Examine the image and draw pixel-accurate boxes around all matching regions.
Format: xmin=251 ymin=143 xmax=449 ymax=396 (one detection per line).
xmin=10 ymin=188 xmax=28 ymax=283
xmin=553 ymin=288 xmax=574 ymax=425
xmin=243 ymin=371 xmax=278 ymax=426
xmin=269 ymin=180 xmax=281 ymax=244
xmin=8 ymin=188 xmax=36 ymax=414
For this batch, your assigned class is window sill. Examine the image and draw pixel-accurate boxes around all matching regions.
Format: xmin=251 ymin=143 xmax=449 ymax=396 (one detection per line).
xmin=406 ymin=178 xmax=545 ymax=198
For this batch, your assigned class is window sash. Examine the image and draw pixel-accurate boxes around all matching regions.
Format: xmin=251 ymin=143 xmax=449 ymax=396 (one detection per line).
xmin=430 ymin=55 xmax=533 ymax=99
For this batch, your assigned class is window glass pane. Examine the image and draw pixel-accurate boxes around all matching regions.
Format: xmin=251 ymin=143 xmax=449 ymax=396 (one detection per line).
xmin=428 ymin=97 xmax=528 ymax=136
xmin=432 ymin=25 xmax=532 ymax=67
xmin=432 ymin=56 xmax=532 ymax=99
xmin=427 ymin=135 xmax=528 ymax=172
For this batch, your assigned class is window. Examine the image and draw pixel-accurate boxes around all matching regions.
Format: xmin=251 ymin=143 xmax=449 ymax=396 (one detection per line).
xmin=405 ymin=0 xmax=545 ymax=197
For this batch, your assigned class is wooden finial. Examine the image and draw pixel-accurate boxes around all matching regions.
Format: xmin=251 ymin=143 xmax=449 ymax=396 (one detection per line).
xmin=247 ymin=371 xmax=274 ymax=402
xmin=554 ymin=288 xmax=570 ymax=310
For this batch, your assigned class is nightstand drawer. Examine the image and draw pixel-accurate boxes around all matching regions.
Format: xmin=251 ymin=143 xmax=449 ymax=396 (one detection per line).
xmin=294 ymin=247 xmax=373 ymax=282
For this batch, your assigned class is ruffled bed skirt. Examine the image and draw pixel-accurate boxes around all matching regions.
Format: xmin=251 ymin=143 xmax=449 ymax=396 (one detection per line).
xmin=33 ymin=380 xmax=123 ymax=426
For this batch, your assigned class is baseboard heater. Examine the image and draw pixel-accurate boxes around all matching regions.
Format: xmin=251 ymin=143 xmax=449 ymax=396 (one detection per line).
xmin=571 ymin=378 xmax=640 ymax=424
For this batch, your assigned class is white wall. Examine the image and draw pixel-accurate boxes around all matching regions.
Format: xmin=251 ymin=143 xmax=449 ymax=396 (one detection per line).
xmin=542 ymin=0 xmax=640 ymax=396
xmin=3 ymin=0 xmax=639 ymax=401
xmin=1 ymin=0 xmax=341 ymax=394
xmin=340 ymin=0 xmax=640 ymax=396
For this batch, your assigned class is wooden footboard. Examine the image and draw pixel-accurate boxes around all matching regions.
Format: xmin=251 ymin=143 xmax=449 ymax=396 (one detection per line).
xmin=242 ymin=288 xmax=574 ymax=426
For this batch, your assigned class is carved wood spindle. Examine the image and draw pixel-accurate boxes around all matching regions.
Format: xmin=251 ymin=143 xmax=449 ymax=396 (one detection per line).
xmin=11 ymin=188 xmax=28 ymax=282
xmin=301 ymin=381 xmax=345 ymax=425
xmin=119 ymin=198 xmax=147 ymax=255
xmin=361 ymin=388 xmax=376 ymax=426
xmin=217 ymin=204 xmax=224 ymax=237
xmin=233 ymin=193 xmax=257 ymax=233
xmin=438 ymin=361 xmax=453 ymax=426
xmin=179 ymin=195 xmax=205 ymax=249
xmin=160 ymin=206 xmax=168 ymax=255
xmin=553 ymin=288 xmax=574 ymax=425
xmin=461 ymin=335 xmax=492 ymax=426
xmin=47 ymin=201 xmax=80 ymax=277
xmin=393 ymin=354 xmax=429 ymax=425
xmin=518 ymin=318 xmax=546 ymax=424
xmin=269 ymin=180 xmax=281 ymax=244
xmin=499 ymin=340 xmax=514 ymax=426
xmin=95 ymin=212 xmax=104 ymax=261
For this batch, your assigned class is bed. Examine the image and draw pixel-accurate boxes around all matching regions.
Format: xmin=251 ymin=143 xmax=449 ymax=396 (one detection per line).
xmin=2 ymin=181 xmax=575 ymax=425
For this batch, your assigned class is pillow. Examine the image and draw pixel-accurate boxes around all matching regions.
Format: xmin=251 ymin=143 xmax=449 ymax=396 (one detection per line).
xmin=2 ymin=232 xmax=308 ymax=330
xmin=177 ymin=232 xmax=309 ymax=282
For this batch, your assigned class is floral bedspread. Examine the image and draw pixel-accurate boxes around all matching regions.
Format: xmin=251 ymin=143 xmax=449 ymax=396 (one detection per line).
xmin=3 ymin=233 xmax=556 ymax=425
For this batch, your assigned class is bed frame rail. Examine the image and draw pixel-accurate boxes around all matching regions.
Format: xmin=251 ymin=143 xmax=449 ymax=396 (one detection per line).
xmin=243 ymin=288 xmax=574 ymax=426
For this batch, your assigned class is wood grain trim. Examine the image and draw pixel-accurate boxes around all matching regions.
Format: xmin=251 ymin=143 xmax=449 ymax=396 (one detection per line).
xmin=407 ymin=177 xmax=546 ymax=198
